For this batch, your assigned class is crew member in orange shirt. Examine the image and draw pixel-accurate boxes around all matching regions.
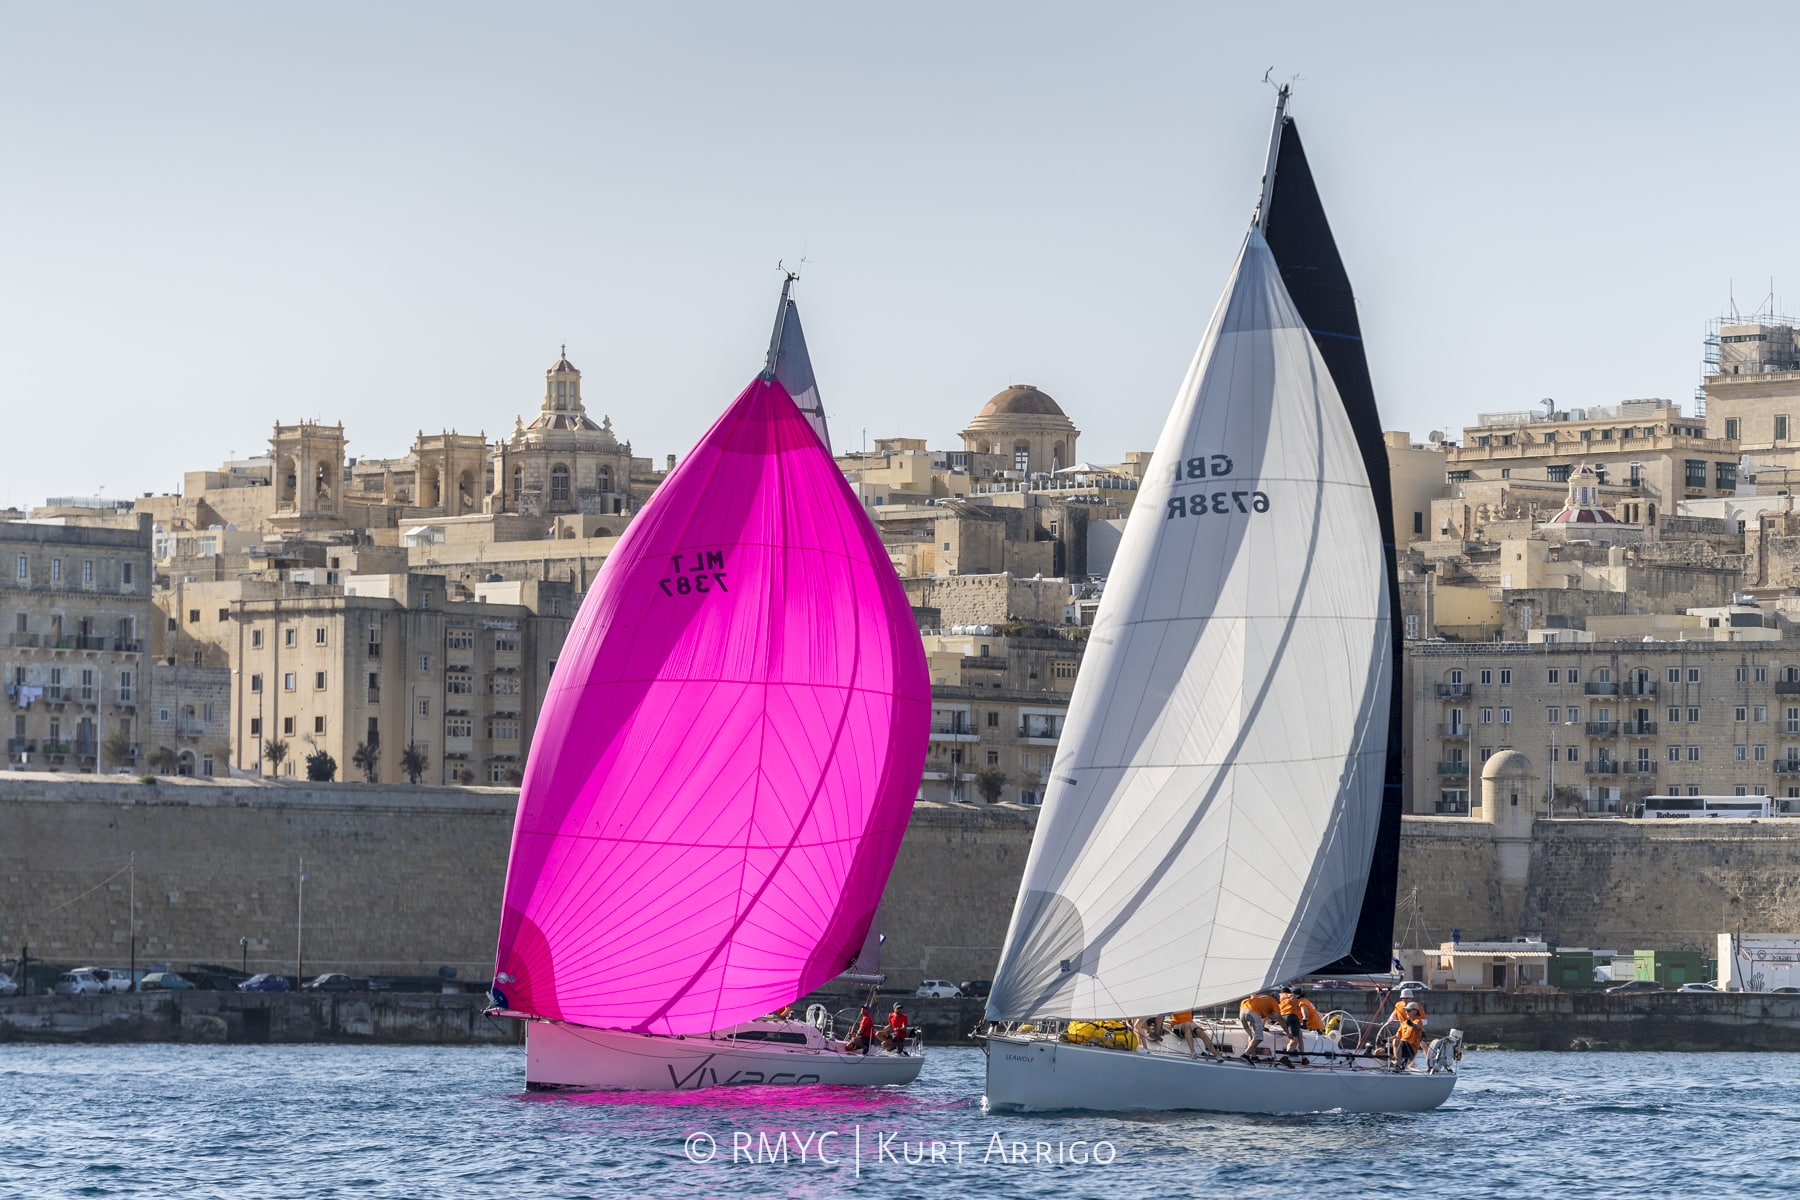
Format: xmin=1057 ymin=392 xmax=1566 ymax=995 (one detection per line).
xmin=1238 ymin=991 xmax=1280 ymax=1057
xmin=1276 ymin=986 xmax=1306 ymax=1057
xmin=1392 ymin=1013 xmax=1424 ymax=1072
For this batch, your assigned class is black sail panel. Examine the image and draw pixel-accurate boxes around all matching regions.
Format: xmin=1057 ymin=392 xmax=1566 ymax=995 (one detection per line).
xmin=1262 ymin=117 xmax=1406 ymax=977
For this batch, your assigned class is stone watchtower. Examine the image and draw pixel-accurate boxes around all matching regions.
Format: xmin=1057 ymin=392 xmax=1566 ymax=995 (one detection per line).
xmin=959 ymin=385 xmax=1081 ymax=478
xmin=1480 ymin=749 xmax=1541 ymax=936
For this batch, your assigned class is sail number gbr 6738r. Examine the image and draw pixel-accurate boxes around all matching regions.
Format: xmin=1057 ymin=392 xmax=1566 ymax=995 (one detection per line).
xmin=1167 ymin=454 xmax=1269 ymax=521
xmin=659 ymin=551 xmax=729 ymax=596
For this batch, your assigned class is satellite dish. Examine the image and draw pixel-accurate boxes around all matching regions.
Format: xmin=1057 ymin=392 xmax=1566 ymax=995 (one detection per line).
xmin=1428 ymin=430 xmax=1446 ymax=445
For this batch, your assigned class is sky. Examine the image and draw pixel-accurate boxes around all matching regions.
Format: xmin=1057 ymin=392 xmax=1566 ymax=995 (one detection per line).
xmin=3 ymin=2 xmax=1797 ymax=508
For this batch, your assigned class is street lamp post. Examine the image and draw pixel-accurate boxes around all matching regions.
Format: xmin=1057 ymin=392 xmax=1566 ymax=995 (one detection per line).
xmin=296 ymin=856 xmax=308 ymax=985
xmin=240 ymin=936 xmax=248 ymax=976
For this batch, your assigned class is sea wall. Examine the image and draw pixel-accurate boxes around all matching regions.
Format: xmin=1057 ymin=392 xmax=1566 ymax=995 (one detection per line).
xmin=12 ymin=771 xmax=1800 ymax=989
xmin=0 ymin=990 xmax=518 ymax=1044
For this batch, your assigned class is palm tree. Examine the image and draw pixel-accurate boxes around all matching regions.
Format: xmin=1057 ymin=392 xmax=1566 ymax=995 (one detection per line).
xmin=351 ymin=740 xmax=380 ymax=783
xmin=263 ymin=738 xmax=289 ymax=773
xmin=399 ymin=741 xmax=429 ymax=785
xmin=304 ymin=749 xmax=337 ymax=783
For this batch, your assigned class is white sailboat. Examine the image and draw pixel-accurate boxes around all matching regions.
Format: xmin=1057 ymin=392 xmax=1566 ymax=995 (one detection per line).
xmin=981 ymin=88 xmax=1461 ymax=1115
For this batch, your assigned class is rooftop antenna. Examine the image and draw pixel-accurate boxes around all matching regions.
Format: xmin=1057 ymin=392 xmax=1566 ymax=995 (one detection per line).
xmin=1251 ymin=77 xmax=1291 ymax=231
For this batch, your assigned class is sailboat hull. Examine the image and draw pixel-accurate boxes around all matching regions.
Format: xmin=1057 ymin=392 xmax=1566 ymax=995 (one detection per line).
xmin=525 ymin=1020 xmax=926 ymax=1092
xmin=983 ymin=1034 xmax=1455 ymax=1115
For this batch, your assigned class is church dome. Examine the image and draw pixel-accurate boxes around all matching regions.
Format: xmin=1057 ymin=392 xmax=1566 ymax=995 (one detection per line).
xmin=976 ymin=384 xmax=1066 ymax=420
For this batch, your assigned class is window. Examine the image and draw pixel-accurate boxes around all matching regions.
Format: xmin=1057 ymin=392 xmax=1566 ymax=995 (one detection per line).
xmin=201 ymin=755 xmax=213 ymax=777
xmin=283 ymin=672 xmax=296 ymax=691
xmin=1567 ymin=707 xmax=1580 ymax=723
xmin=117 ymin=671 xmax=132 ymax=703
xmin=1052 ymin=661 xmax=1077 ymax=679
xmin=1717 ymin=462 xmax=1737 ymax=490
xmin=1737 ymin=706 xmax=1749 ymax=722
xmin=284 ymin=628 xmax=297 ymax=648
xmin=1500 ymin=669 xmax=1512 ymax=685
xmin=1413 ymin=512 xmax=1423 ymax=534
xmin=1449 ymin=669 xmax=1464 ymax=685
xmin=1480 ymin=669 xmax=1493 ymax=685
xmin=314 ymin=671 xmax=326 ymax=690
xmin=1667 ymin=706 xmax=1681 ymax=724
xmin=1688 ymin=746 xmax=1701 ymax=761
xmin=189 ymin=609 xmax=200 ymax=624
xmin=1689 ymin=668 xmax=1701 ymax=683
xmin=315 ymin=627 xmax=328 ymax=645
xmin=1790 ymin=707 xmax=1800 ymax=735
xmin=446 ymin=673 xmax=473 ymax=695
xmin=1779 ymin=415 xmax=1790 ymax=441
xmin=251 ymin=630 xmax=264 ymax=648
xmin=250 ymin=718 xmax=262 ymax=736
xmin=1548 ymin=669 xmax=1560 ymax=684
xmin=1757 ymin=706 xmax=1768 ymax=722
xmin=250 ymin=674 xmax=263 ymax=693
xmin=283 ymin=716 xmax=295 ymax=735
xmin=419 ymin=655 xmax=431 ymax=673
xmin=81 ymin=560 xmax=93 ymax=584
xmin=314 ymin=716 xmax=326 ymax=735
xmin=445 ymin=717 xmax=472 ymax=737
xmin=1668 ymin=745 xmax=1681 ymax=762
xmin=1499 ymin=707 xmax=1512 ymax=725
xmin=1568 ymin=669 xmax=1580 ymax=684
xmin=986 ymin=750 xmax=1000 ymax=766
xmin=494 ymin=634 xmax=519 ymax=653
xmin=1737 ymin=666 xmax=1749 ymax=683
xmin=81 ymin=669 xmax=94 ymax=702
xmin=1547 ymin=708 xmax=1561 ymax=725
xmin=50 ymin=559 xmax=61 ymax=582
xmin=1668 ymin=668 xmax=1681 ymax=683
xmin=550 ymin=464 xmax=571 ymax=503
xmin=1736 ymin=745 xmax=1748 ymax=761
xmin=447 ymin=629 xmax=474 ymax=651
xmin=986 ymin=711 xmax=999 ymax=728
xmin=15 ymin=556 xmax=25 ymax=581
xmin=1688 ymin=707 xmax=1700 ymax=723
xmin=1688 ymin=785 xmax=1702 ymax=797
xmin=1685 ymin=459 xmax=1706 ymax=489
xmin=418 ymin=697 xmax=431 ymax=717
xmin=1015 ymin=446 xmax=1030 ymax=473
xmin=1480 ymin=708 xmax=1494 ymax=724
xmin=1726 ymin=418 xmax=1741 ymax=440
xmin=203 ymin=703 xmax=213 ymax=723
xmin=491 ymin=719 xmax=519 ymax=739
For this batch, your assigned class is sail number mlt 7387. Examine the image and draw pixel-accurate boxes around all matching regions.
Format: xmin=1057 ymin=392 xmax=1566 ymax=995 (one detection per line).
xmin=1167 ymin=453 xmax=1269 ymax=521
xmin=660 ymin=551 xmax=730 ymax=596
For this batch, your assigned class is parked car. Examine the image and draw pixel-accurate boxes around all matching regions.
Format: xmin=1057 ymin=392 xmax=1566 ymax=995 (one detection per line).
xmin=1398 ymin=981 xmax=1431 ymax=999
xmin=913 ymin=979 xmax=962 ymax=998
xmin=958 ymin=979 xmax=993 ymax=999
xmin=138 ymin=972 xmax=196 ymax=991
xmin=238 ymin=973 xmax=291 ymax=993
xmin=73 ymin=967 xmax=133 ymax=993
xmin=302 ymin=973 xmax=372 ymax=992
xmin=1770 ymin=986 xmax=1800 ymax=994
xmin=1677 ymin=982 xmax=1719 ymax=993
xmin=54 ymin=970 xmax=107 ymax=995
xmin=1605 ymin=979 xmax=1665 ymax=993
xmin=0 ymin=972 xmax=21 ymax=996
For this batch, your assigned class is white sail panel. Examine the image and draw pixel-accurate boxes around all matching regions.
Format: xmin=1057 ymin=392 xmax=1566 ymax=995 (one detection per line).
xmin=986 ymin=231 xmax=1390 ymax=1021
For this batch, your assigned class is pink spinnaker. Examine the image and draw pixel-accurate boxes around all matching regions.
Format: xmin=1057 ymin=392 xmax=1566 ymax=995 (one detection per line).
xmin=494 ymin=377 xmax=930 ymax=1035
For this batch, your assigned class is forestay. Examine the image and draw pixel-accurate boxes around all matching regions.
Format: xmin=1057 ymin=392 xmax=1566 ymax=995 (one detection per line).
xmin=986 ymin=231 xmax=1391 ymax=1021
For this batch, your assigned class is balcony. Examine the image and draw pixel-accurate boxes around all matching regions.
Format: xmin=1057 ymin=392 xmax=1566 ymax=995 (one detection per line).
xmin=43 ymin=740 xmax=71 ymax=755
xmin=1619 ymin=720 xmax=1658 ymax=736
xmin=1776 ymin=681 xmax=1800 ymax=696
xmin=1019 ymin=724 xmax=1062 ymax=745
xmin=1775 ymin=760 xmax=1800 ymax=775
xmin=7 ymin=633 xmax=39 ymax=648
xmin=1434 ymin=797 xmax=1471 ymax=815
xmin=1583 ymin=682 xmax=1620 ymax=696
xmin=1620 ymin=761 xmax=1658 ymax=776
xmin=42 ymin=687 xmax=67 ymax=703
xmin=1585 ymin=761 xmax=1622 ymax=775
xmin=1620 ymin=681 xmax=1658 ymax=697
xmin=1439 ymin=724 xmax=1468 ymax=739
xmin=6 ymin=738 xmax=33 ymax=754
xmin=1435 ymin=684 xmax=1474 ymax=699
xmin=71 ymin=635 xmax=108 ymax=651
xmin=929 ymin=722 xmax=980 ymax=743
xmin=75 ymin=738 xmax=97 ymax=757
xmin=1436 ymin=762 xmax=1470 ymax=776
xmin=1585 ymin=721 xmax=1618 ymax=736
xmin=174 ymin=722 xmax=206 ymax=739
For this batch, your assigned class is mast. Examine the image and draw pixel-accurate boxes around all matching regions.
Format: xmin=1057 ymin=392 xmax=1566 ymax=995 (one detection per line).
xmin=762 ymin=268 xmax=798 ymax=378
xmin=1251 ymin=85 xmax=1290 ymax=232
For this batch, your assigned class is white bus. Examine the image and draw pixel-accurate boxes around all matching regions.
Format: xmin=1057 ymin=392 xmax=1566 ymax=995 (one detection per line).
xmin=1639 ymin=794 xmax=1772 ymax=819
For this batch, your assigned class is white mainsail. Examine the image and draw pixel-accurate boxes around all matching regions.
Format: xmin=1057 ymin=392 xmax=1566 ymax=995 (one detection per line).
xmin=986 ymin=229 xmax=1391 ymax=1021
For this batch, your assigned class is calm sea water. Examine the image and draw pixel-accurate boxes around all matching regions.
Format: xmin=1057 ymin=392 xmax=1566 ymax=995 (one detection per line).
xmin=5 ymin=1044 xmax=1798 ymax=1199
